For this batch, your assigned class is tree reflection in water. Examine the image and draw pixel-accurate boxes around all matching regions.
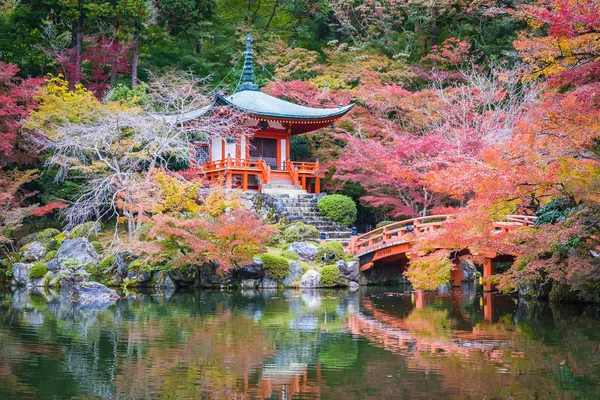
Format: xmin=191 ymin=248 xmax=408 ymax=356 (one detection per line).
xmin=0 ymin=286 xmax=599 ymax=399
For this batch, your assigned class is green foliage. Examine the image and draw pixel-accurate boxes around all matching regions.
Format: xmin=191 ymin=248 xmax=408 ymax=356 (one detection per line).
xmin=535 ymin=197 xmax=579 ymax=226
xmin=106 ymin=83 xmax=151 ymax=105
xmin=317 ymin=195 xmax=357 ymax=227
xmin=91 ymin=241 xmax=104 ymax=252
xmin=99 ymin=254 xmax=115 ymax=271
xmin=282 ymin=222 xmax=319 ymax=243
xmin=290 ymin=135 xmax=312 ymax=161
xmin=259 ymin=253 xmax=290 ymax=281
xmin=279 ymin=249 xmax=300 ymax=261
xmin=128 ymin=259 xmax=144 ymax=271
xmin=320 ymin=264 xmax=342 ymax=287
xmin=29 ymin=262 xmax=48 ymax=279
xmin=44 ymin=250 xmax=57 ymax=262
xmin=316 ymin=241 xmax=345 ymax=263
xmin=376 ymin=220 xmax=396 ymax=228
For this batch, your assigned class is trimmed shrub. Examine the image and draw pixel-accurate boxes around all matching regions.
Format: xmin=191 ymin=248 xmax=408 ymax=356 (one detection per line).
xmin=280 ymin=249 xmax=300 ymax=261
xmin=29 ymin=262 xmax=48 ymax=279
xmin=44 ymin=250 xmax=57 ymax=262
xmin=320 ymin=264 xmax=342 ymax=287
xmin=259 ymin=253 xmax=290 ymax=280
xmin=376 ymin=221 xmax=396 ymax=228
xmin=316 ymin=241 xmax=345 ymax=263
xmin=282 ymin=222 xmax=319 ymax=243
xmin=317 ymin=195 xmax=357 ymax=227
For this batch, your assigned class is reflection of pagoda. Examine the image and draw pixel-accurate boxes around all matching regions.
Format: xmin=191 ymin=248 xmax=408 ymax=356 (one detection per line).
xmin=189 ymin=34 xmax=354 ymax=194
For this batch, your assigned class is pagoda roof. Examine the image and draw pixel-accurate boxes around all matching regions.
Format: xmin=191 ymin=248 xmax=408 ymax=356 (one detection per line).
xmin=216 ymin=90 xmax=354 ymax=121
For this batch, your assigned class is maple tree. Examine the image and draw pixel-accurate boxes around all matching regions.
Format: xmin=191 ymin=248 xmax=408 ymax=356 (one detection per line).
xmin=0 ymin=62 xmax=44 ymax=167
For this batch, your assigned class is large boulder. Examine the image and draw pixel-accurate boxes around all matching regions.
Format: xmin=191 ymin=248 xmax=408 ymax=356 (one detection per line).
xmin=57 ymin=267 xmax=90 ymax=291
xmin=114 ymin=251 xmax=136 ymax=278
xmin=77 ymin=282 xmax=119 ymax=307
xmin=199 ymin=263 xmax=233 ymax=287
xmin=301 ymin=270 xmax=321 ymax=288
xmin=261 ymin=276 xmax=279 ymax=288
xmin=282 ymin=261 xmax=303 ymax=287
xmin=21 ymin=241 xmax=47 ymax=262
xmin=54 ymin=238 xmax=99 ymax=270
xmin=11 ymin=263 xmax=30 ymax=287
xmin=238 ymin=258 xmax=264 ymax=279
xmin=126 ymin=271 xmax=153 ymax=286
xmin=287 ymin=242 xmax=318 ymax=262
xmin=336 ymin=260 xmax=360 ymax=281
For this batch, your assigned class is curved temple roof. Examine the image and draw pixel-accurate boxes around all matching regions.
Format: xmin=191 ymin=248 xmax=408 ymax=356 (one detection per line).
xmin=216 ymin=91 xmax=354 ymax=120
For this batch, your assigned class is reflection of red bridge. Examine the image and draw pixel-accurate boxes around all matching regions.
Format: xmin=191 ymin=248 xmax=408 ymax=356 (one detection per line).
xmin=348 ymin=298 xmax=511 ymax=361
xmin=346 ymin=215 xmax=535 ymax=290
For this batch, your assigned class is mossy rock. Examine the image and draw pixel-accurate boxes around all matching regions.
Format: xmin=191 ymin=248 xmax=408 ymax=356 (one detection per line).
xmin=29 ymin=262 xmax=48 ymax=279
xmin=258 ymin=253 xmax=290 ymax=281
xmin=44 ymin=250 xmax=57 ymax=262
xmin=282 ymin=222 xmax=319 ymax=243
xmin=128 ymin=259 xmax=145 ymax=272
xmin=70 ymin=222 xmax=101 ymax=240
xmin=320 ymin=264 xmax=343 ymax=287
xmin=21 ymin=228 xmax=61 ymax=248
xmin=90 ymin=241 xmax=104 ymax=252
xmin=99 ymin=254 xmax=115 ymax=271
xmin=316 ymin=241 xmax=345 ymax=263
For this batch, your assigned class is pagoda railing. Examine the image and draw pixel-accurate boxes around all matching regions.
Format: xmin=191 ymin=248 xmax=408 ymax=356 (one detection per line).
xmin=286 ymin=159 xmax=299 ymax=186
xmin=291 ymin=161 xmax=320 ymax=174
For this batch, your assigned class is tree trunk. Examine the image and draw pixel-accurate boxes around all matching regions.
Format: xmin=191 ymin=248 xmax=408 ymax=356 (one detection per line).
xmin=332 ymin=13 xmax=342 ymax=44
xmin=131 ymin=29 xmax=140 ymax=87
xmin=265 ymin=0 xmax=279 ymax=30
xmin=75 ymin=15 xmax=83 ymax=85
xmin=195 ymin=37 xmax=202 ymax=54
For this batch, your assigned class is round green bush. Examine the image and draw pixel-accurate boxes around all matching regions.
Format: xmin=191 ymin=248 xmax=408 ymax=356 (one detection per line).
xmin=280 ymin=249 xmax=300 ymax=261
xmin=320 ymin=264 xmax=342 ymax=287
xmin=317 ymin=195 xmax=357 ymax=227
xmin=316 ymin=241 xmax=346 ymax=263
xmin=29 ymin=262 xmax=48 ymax=279
xmin=259 ymin=253 xmax=290 ymax=280
xmin=282 ymin=222 xmax=319 ymax=243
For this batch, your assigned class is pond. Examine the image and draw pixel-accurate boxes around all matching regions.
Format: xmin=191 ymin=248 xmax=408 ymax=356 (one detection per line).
xmin=1 ymin=286 xmax=599 ymax=399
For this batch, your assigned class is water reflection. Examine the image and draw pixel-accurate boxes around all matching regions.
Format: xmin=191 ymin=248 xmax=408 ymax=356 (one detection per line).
xmin=0 ymin=286 xmax=599 ymax=399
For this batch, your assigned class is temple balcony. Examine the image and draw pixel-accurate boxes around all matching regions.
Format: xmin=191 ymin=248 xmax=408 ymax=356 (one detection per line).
xmin=185 ymin=157 xmax=321 ymax=194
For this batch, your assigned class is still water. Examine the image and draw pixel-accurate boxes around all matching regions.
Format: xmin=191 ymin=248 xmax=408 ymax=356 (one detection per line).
xmin=1 ymin=286 xmax=599 ymax=399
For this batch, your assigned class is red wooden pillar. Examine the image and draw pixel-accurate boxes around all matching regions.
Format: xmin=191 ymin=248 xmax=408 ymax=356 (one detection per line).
xmin=242 ymin=172 xmax=248 ymax=191
xmin=483 ymin=257 xmax=494 ymax=292
xmin=301 ymin=176 xmax=306 ymax=191
xmin=315 ymin=177 xmax=320 ymax=194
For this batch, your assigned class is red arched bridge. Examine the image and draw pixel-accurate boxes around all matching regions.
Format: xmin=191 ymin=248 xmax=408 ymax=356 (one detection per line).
xmin=346 ymin=214 xmax=536 ymax=291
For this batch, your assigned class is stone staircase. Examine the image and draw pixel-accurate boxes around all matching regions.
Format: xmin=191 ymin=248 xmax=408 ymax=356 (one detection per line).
xmin=277 ymin=194 xmax=352 ymax=240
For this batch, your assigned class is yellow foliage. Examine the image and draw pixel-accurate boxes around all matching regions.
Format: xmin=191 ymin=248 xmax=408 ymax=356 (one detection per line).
xmin=152 ymin=170 xmax=202 ymax=214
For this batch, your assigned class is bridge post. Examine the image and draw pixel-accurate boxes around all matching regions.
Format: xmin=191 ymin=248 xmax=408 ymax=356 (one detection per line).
xmin=349 ymin=227 xmax=358 ymax=254
xmin=483 ymin=257 xmax=494 ymax=292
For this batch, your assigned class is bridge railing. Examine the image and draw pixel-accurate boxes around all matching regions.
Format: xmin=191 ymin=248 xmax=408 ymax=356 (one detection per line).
xmin=349 ymin=214 xmax=536 ymax=255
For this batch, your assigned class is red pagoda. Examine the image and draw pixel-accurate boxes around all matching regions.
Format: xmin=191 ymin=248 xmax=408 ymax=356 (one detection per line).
xmin=187 ymin=34 xmax=354 ymax=194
